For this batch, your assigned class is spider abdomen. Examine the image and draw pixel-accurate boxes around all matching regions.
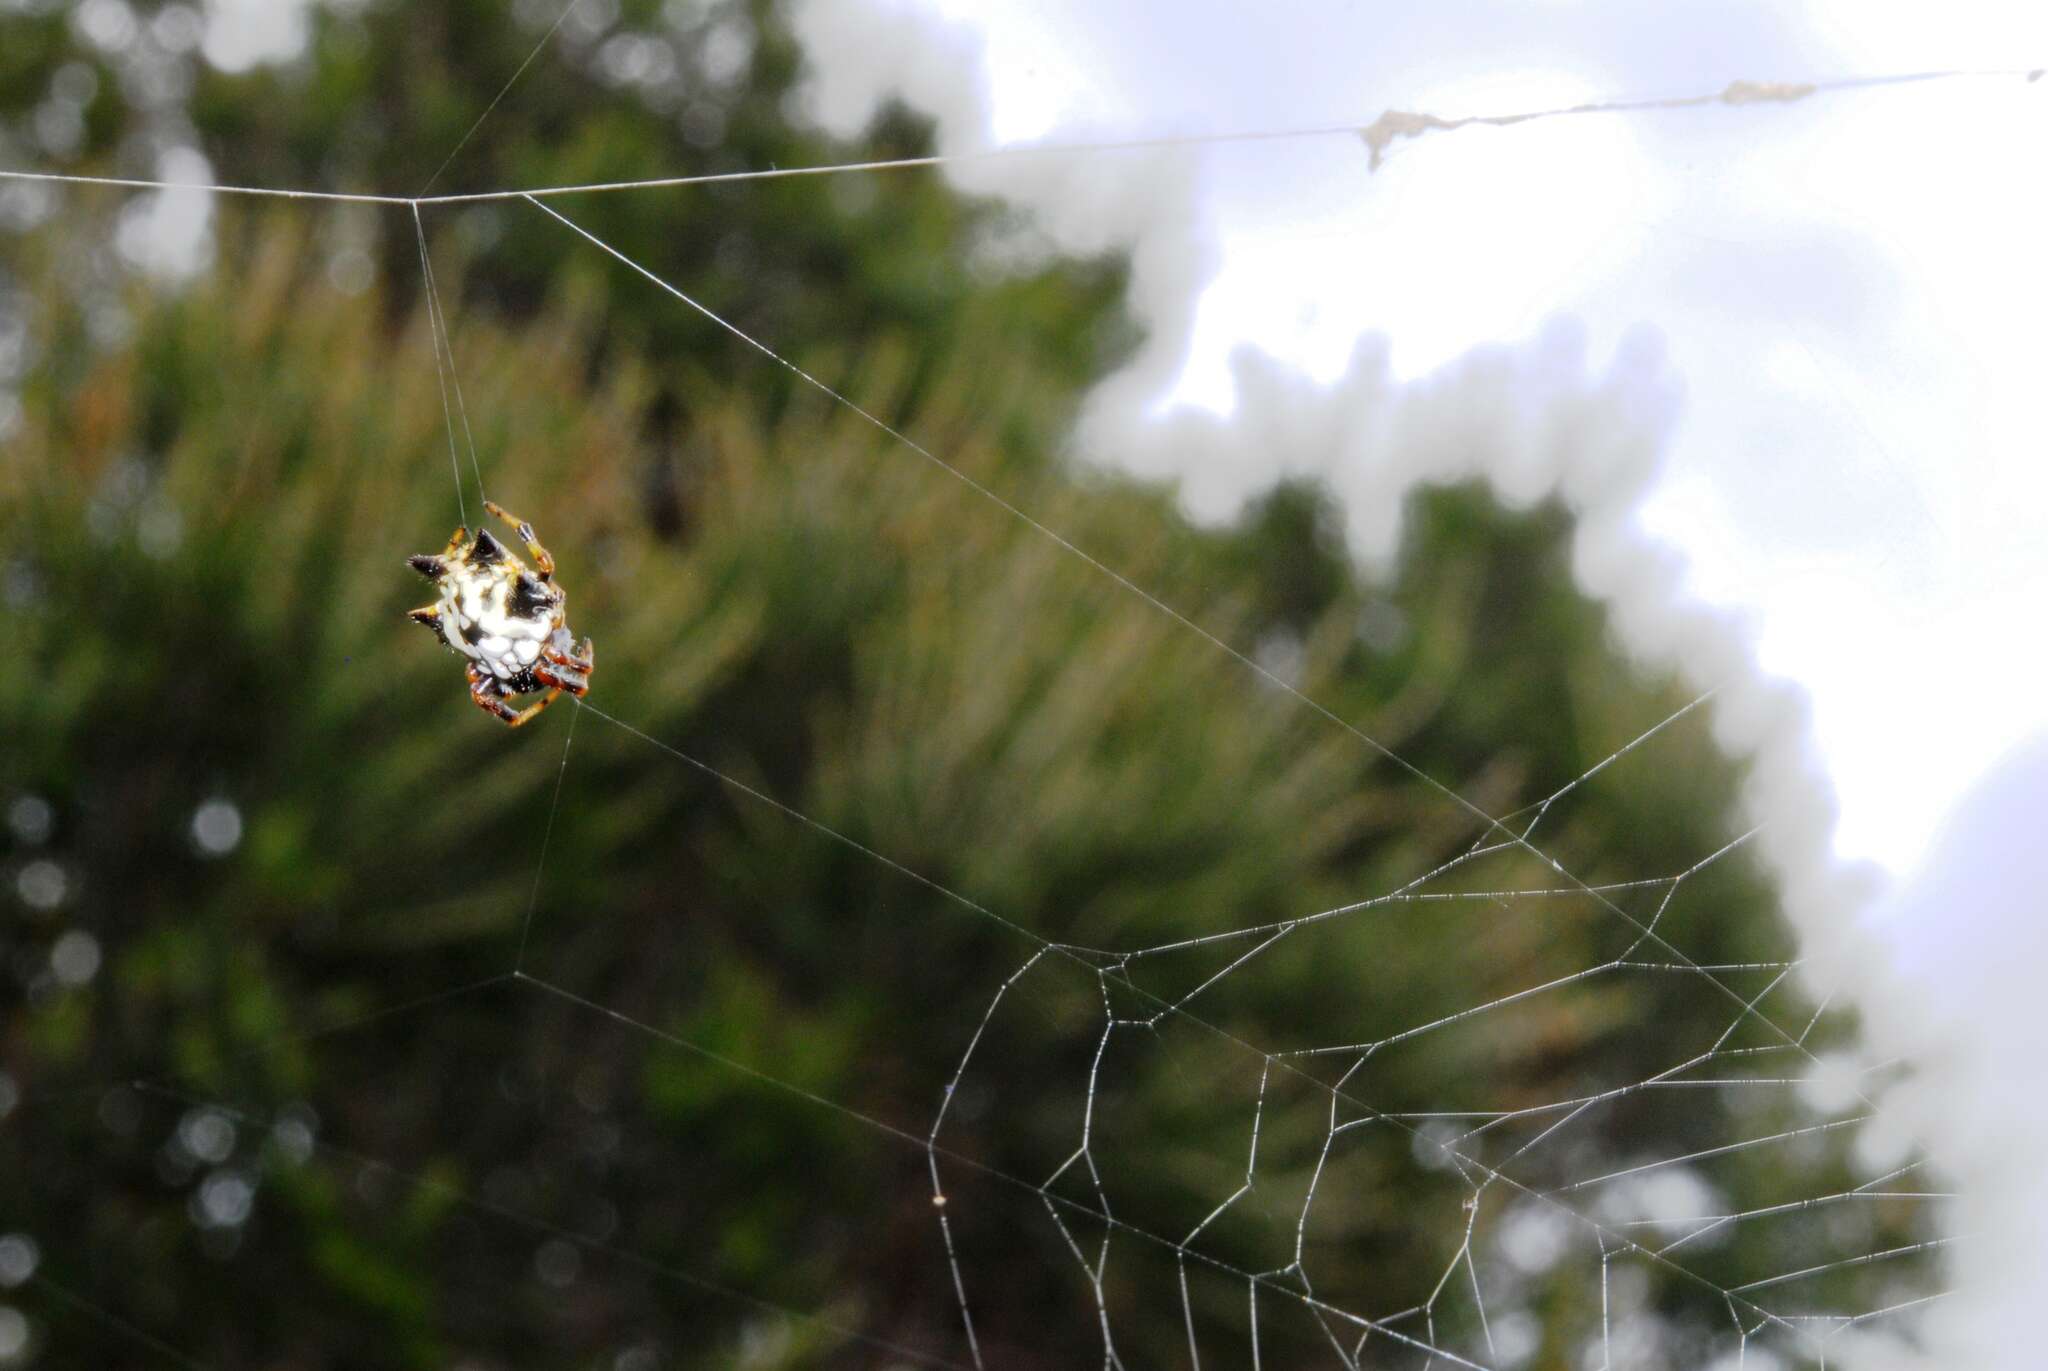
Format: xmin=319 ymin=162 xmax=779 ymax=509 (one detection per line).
xmin=442 ymin=577 xmax=556 ymax=681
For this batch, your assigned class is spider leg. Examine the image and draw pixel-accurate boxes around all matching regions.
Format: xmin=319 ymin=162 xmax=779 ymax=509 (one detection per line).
xmin=467 ymin=664 xmax=522 ymax=724
xmin=483 ymin=500 xmax=555 ymax=579
xmin=503 ymin=688 xmax=564 ymax=727
xmin=537 ymin=637 xmax=594 ymax=696
xmin=534 ymin=661 xmax=589 ymax=697
xmin=469 ymin=663 xmax=562 ymax=727
xmin=441 ymin=525 xmax=469 ymax=557
xmin=545 ymin=635 xmax=593 ymax=672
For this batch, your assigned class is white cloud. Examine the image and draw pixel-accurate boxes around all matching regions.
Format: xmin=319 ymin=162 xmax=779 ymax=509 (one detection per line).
xmin=1858 ymin=737 xmax=2048 ymax=1371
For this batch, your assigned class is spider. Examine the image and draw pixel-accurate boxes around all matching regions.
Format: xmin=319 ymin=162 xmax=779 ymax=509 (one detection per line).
xmin=407 ymin=500 xmax=595 ymax=727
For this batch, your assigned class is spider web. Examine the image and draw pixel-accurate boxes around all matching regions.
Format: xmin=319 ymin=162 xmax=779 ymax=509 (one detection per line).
xmin=0 ymin=24 xmax=1981 ymax=1371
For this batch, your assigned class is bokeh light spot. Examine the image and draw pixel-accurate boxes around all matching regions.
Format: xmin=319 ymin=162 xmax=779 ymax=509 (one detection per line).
xmin=190 ymin=798 xmax=243 ymax=857
xmin=13 ymin=861 xmax=66 ymax=912
xmin=4 ymin=797 xmax=52 ymax=846
xmin=194 ymin=1170 xmax=255 ymax=1229
xmin=0 ymin=1237 xmax=36 ymax=1291
xmin=177 ymin=1107 xmax=236 ymax=1165
xmin=49 ymin=929 xmax=100 ymax=987
xmin=0 ymin=1306 xmax=27 ymax=1362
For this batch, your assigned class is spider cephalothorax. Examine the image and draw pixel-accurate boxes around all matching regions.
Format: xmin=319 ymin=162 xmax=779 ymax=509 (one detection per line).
xmin=408 ymin=500 xmax=594 ymax=727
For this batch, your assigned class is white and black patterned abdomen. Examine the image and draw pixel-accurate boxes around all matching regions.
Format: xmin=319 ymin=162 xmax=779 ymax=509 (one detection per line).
xmin=438 ymin=570 xmax=557 ymax=683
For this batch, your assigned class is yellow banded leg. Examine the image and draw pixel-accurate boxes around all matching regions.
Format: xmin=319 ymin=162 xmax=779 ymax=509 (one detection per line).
xmin=483 ymin=500 xmax=555 ymax=579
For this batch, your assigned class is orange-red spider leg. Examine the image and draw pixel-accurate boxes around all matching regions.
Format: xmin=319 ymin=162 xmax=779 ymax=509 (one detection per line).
xmin=503 ymin=690 xmax=563 ymax=727
xmin=468 ymin=663 xmax=561 ymax=727
xmin=536 ymin=637 xmax=594 ymax=696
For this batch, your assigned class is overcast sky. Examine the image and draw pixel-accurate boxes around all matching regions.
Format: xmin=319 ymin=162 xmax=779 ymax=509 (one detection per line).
xmin=824 ymin=0 xmax=2048 ymax=885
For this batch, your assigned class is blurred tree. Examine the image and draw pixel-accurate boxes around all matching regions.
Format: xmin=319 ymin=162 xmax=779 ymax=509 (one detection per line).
xmin=0 ymin=0 xmax=1132 ymax=453
xmin=0 ymin=214 xmax=1926 ymax=1368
